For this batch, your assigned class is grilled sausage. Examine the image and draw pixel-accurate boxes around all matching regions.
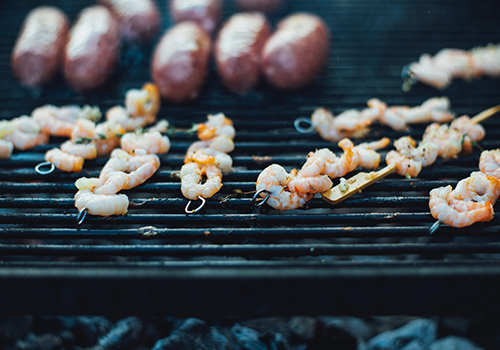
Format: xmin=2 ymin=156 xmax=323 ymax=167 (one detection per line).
xmin=64 ymin=6 xmax=121 ymax=91
xmin=235 ymin=0 xmax=283 ymax=13
xmin=261 ymin=13 xmax=330 ymax=89
xmin=151 ymin=22 xmax=211 ymax=102
xmin=99 ymin=0 xmax=161 ymax=42
xmin=215 ymin=12 xmax=271 ymax=93
xmin=170 ymin=0 xmax=222 ymax=34
xmin=11 ymin=6 xmax=69 ymax=87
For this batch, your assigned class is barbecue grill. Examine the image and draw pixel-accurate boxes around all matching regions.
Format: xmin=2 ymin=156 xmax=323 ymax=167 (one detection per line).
xmin=2 ymin=0 xmax=500 ymax=317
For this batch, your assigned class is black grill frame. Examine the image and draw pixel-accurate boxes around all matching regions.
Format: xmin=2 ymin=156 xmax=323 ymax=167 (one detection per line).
xmin=1 ymin=0 xmax=500 ymax=316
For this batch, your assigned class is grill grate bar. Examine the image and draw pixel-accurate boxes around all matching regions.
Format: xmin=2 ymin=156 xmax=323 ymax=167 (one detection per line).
xmin=2 ymin=242 xmax=500 ymax=257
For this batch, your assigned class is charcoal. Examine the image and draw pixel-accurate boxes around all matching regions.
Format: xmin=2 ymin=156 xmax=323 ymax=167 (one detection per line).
xmin=0 ymin=316 xmax=32 ymax=343
xmin=322 ymin=317 xmax=373 ymax=341
xmin=93 ymin=317 xmax=143 ymax=350
xmin=306 ymin=323 xmax=358 ymax=350
xmin=289 ymin=317 xmax=318 ymax=341
xmin=15 ymin=333 xmax=62 ymax=350
xmin=151 ymin=318 xmax=228 ymax=350
xmin=367 ymin=319 xmax=437 ymax=350
xmin=429 ymin=336 xmax=485 ymax=350
xmin=74 ymin=317 xmax=113 ymax=347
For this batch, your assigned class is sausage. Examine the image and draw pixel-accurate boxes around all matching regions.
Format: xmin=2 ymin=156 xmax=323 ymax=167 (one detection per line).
xmin=11 ymin=6 xmax=69 ymax=87
xmin=170 ymin=0 xmax=222 ymax=34
xmin=261 ymin=13 xmax=330 ymax=89
xmin=99 ymin=0 xmax=161 ymax=42
xmin=215 ymin=12 xmax=271 ymax=93
xmin=64 ymin=6 xmax=121 ymax=91
xmin=235 ymin=0 xmax=283 ymax=13
xmin=151 ymin=22 xmax=211 ymax=103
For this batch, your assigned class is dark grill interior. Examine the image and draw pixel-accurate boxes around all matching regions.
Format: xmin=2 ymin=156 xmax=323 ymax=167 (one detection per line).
xmin=1 ymin=0 xmax=500 ymax=316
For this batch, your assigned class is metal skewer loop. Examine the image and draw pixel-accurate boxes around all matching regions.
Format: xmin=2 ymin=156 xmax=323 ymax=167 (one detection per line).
xmin=185 ymin=196 xmax=206 ymax=214
xmin=35 ymin=161 xmax=55 ymax=175
xmin=294 ymin=117 xmax=315 ymax=134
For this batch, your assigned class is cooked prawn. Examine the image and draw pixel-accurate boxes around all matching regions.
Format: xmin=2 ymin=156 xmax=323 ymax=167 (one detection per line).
xmin=3 ymin=116 xmax=49 ymax=150
xmin=429 ymin=185 xmax=494 ymax=228
xmin=60 ymin=140 xmax=97 ymax=160
xmin=471 ymin=44 xmax=500 ymax=77
xmin=310 ymin=108 xmax=345 ymax=142
xmin=180 ymin=163 xmax=223 ymax=200
xmin=386 ymin=136 xmax=437 ymax=177
xmin=74 ymin=178 xmax=129 ymax=216
xmin=450 ymin=115 xmax=485 ymax=142
xmin=121 ymin=131 xmax=170 ymax=155
xmin=196 ymin=113 xmax=235 ymax=141
xmin=148 ymin=120 xmax=169 ymax=134
xmin=452 ymin=171 xmax=500 ymax=205
xmin=71 ymin=119 xmax=95 ymax=142
xmin=256 ymin=164 xmax=313 ymax=211
xmin=106 ymin=106 xmax=156 ymax=131
xmin=45 ymin=148 xmax=84 ymax=172
xmin=480 ymin=149 xmax=500 ymax=179
xmin=0 ymin=120 xmax=15 ymax=138
xmin=125 ymin=83 xmax=160 ymax=118
xmin=32 ymin=105 xmax=100 ymax=137
xmin=0 ymin=139 xmax=13 ymax=159
xmin=185 ymin=147 xmax=233 ymax=173
xmin=93 ymin=120 xmax=126 ymax=156
xmin=422 ymin=122 xmax=463 ymax=159
xmin=287 ymin=170 xmax=333 ymax=194
xmin=354 ymin=137 xmax=390 ymax=169
xmin=386 ymin=150 xmax=422 ymax=178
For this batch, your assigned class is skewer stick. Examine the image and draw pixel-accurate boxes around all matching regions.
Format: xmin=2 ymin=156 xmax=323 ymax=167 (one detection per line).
xmin=471 ymin=104 xmax=500 ymax=124
xmin=321 ymin=163 xmax=396 ymax=205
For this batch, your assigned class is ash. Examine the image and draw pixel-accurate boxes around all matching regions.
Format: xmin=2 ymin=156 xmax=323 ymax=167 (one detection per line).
xmin=0 ymin=315 xmax=493 ymax=350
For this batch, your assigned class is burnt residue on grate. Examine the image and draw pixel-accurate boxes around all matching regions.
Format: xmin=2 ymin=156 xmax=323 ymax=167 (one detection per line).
xmin=1 ymin=0 xmax=500 ymax=316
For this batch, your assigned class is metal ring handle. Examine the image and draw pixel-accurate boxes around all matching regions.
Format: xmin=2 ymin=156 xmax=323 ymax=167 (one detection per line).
xmin=35 ymin=162 xmax=55 ymax=175
xmin=294 ymin=117 xmax=315 ymax=134
xmin=185 ymin=196 xmax=206 ymax=214
xmin=77 ymin=207 xmax=89 ymax=226
xmin=252 ymin=189 xmax=270 ymax=207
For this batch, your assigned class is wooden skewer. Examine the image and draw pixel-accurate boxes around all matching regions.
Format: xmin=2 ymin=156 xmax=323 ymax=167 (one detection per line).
xmin=471 ymin=104 xmax=500 ymax=124
xmin=321 ymin=163 xmax=396 ymax=205
xmin=321 ymin=103 xmax=500 ymax=206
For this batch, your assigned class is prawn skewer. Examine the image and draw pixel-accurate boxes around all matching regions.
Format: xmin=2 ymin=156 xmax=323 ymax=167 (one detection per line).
xmin=323 ymin=104 xmax=500 ymax=207
xmin=295 ymin=97 xmax=455 ymax=142
xmin=180 ymin=113 xmax=235 ymax=214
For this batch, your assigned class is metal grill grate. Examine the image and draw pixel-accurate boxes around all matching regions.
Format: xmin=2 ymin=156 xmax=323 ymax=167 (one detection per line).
xmin=1 ymin=0 xmax=500 ymax=316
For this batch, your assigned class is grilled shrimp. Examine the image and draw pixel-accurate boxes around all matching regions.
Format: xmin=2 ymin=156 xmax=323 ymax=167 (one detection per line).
xmin=377 ymin=97 xmax=454 ymax=131
xmin=310 ymin=107 xmax=372 ymax=142
xmin=480 ymin=149 xmax=500 ymax=179
xmin=386 ymin=136 xmax=438 ymax=177
xmin=310 ymin=108 xmax=345 ymax=142
xmin=422 ymin=123 xmax=463 ymax=159
xmin=98 ymin=149 xmax=160 ymax=190
xmin=106 ymin=106 xmax=156 ymax=131
xmin=60 ymin=140 xmax=97 ymax=159
xmin=185 ymin=147 xmax=233 ymax=173
xmin=0 ymin=139 xmax=13 ymax=159
xmin=471 ymin=44 xmax=500 ymax=77
xmin=256 ymin=164 xmax=313 ymax=211
xmin=324 ymin=139 xmax=361 ymax=177
xmin=75 ymin=177 xmax=128 ymax=216
xmin=121 ymin=130 xmax=170 ymax=155
xmin=197 ymin=113 xmax=235 ymax=141
xmin=429 ymin=172 xmax=500 ymax=227
xmin=186 ymin=135 xmax=235 ymax=156
xmin=93 ymin=120 xmax=126 ymax=156
xmin=180 ymin=163 xmax=223 ymax=200
xmin=287 ymin=170 xmax=333 ymax=194
xmin=3 ymin=116 xmax=49 ymax=150
xmin=45 ymin=148 xmax=84 ymax=172
xmin=452 ymin=171 xmax=500 ymax=204
xmin=0 ymin=120 xmax=15 ymax=138
xmin=354 ymin=137 xmax=390 ymax=169
xmin=71 ymin=119 xmax=95 ymax=142
xmin=148 ymin=120 xmax=170 ymax=133
xmin=450 ymin=115 xmax=485 ymax=142
xmin=429 ymin=185 xmax=494 ymax=228
xmin=32 ymin=105 xmax=101 ymax=137
xmin=125 ymin=83 xmax=160 ymax=118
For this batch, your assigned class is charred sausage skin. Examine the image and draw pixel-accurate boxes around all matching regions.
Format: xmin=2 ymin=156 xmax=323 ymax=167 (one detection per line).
xmin=63 ymin=6 xmax=121 ymax=91
xmin=151 ymin=22 xmax=212 ymax=103
xmin=170 ymin=0 xmax=222 ymax=34
xmin=261 ymin=13 xmax=330 ymax=89
xmin=11 ymin=6 xmax=69 ymax=87
xmin=99 ymin=0 xmax=161 ymax=42
xmin=215 ymin=12 xmax=271 ymax=93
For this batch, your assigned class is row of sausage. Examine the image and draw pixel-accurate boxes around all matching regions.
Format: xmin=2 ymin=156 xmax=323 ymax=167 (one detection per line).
xmin=11 ymin=0 xmax=329 ymax=100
